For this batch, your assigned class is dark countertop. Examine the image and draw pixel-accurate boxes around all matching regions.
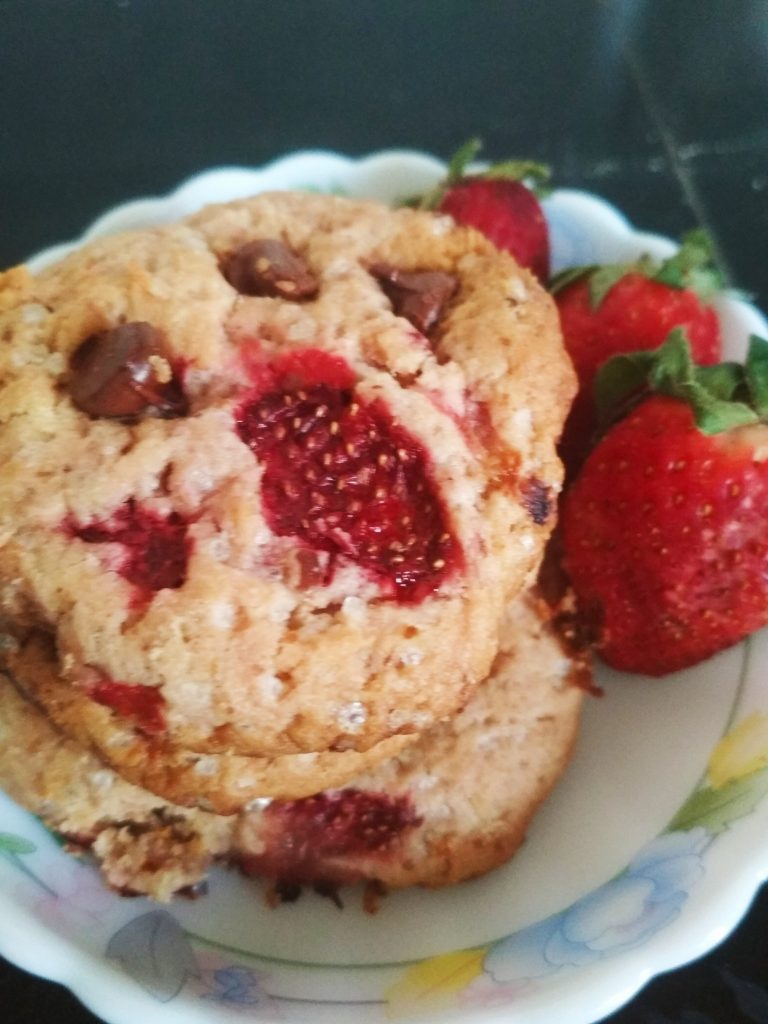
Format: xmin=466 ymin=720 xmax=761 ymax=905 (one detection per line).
xmin=2 ymin=2 xmax=767 ymax=1021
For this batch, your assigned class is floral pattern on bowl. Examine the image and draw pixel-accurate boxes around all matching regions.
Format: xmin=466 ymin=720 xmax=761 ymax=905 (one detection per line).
xmin=4 ymin=702 xmax=766 ymax=1021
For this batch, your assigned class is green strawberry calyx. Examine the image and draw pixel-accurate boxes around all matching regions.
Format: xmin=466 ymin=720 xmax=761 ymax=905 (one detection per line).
xmin=414 ymin=138 xmax=551 ymax=211
xmin=595 ymin=329 xmax=768 ymax=436
xmin=549 ymin=228 xmax=725 ymax=308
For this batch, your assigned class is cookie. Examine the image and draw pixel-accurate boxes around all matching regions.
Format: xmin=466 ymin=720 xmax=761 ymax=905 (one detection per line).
xmin=0 ymin=191 xmax=574 ymax=758
xmin=2 ymin=631 xmax=411 ymax=813
xmin=0 ymin=589 xmax=586 ymax=899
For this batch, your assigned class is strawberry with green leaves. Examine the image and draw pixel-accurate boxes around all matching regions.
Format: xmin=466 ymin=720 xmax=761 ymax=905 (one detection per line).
xmin=562 ymin=329 xmax=768 ymax=676
xmin=415 ymin=139 xmax=552 ymax=281
xmin=552 ymin=230 xmax=724 ymax=472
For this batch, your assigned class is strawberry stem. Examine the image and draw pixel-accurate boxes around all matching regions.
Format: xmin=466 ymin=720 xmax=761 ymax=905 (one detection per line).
xmin=595 ymin=329 xmax=768 ymax=435
xmin=445 ymin=137 xmax=483 ymax=185
xmin=414 ymin=138 xmax=551 ymax=209
xmin=549 ymin=229 xmax=724 ymax=305
xmin=653 ymin=228 xmax=725 ymax=298
xmin=745 ymin=334 xmax=768 ymax=416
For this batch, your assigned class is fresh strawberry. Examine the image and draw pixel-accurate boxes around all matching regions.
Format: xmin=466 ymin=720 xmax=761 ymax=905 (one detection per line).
xmin=552 ymin=230 xmax=724 ymax=473
xmin=562 ymin=330 xmax=768 ymax=675
xmin=414 ymin=139 xmax=551 ymax=281
xmin=235 ymin=348 xmax=461 ymax=603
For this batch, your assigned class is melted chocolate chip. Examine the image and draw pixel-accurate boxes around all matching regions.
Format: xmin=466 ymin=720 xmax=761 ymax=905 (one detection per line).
xmin=221 ymin=239 xmax=319 ymax=299
xmin=68 ymin=322 xmax=188 ymax=420
xmin=369 ymin=263 xmax=458 ymax=335
xmin=521 ymin=477 xmax=552 ymax=525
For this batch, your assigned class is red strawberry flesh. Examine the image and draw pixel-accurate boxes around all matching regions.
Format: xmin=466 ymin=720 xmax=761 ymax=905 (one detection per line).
xmin=235 ymin=349 xmax=460 ymax=602
xmin=239 ymin=789 xmax=422 ymax=886
xmin=70 ymin=501 xmax=190 ymax=595
xmin=87 ymin=678 xmax=167 ymax=735
xmin=439 ymin=178 xmax=550 ymax=281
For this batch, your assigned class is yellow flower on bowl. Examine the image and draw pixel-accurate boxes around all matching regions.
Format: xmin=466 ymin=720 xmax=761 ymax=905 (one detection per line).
xmin=708 ymin=712 xmax=768 ymax=789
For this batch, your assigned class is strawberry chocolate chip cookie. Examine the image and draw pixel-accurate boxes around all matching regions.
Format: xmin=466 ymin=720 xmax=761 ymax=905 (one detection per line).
xmin=0 ymin=191 xmax=574 ymax=768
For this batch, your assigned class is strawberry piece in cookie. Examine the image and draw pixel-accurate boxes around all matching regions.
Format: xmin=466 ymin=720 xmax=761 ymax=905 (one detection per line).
xmin=69 ymin=501 xmax=190 ymax=596
xmin=235 ymin=348 xmax=461 ymax=602
xmin=240 ymin=789 xmax=422 ymax=886
xmin=87 ymin=678 xmax=167 ymax=736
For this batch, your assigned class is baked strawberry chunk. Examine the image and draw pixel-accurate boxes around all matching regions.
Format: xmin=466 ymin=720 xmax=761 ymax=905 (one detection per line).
xmin=87 ymin=678 xmax=167 ymax=735
xmin=235 ymin=349 xmax=461 ymax=602
xmin=239 ymin=789 xmax=422 ymax=886
xmin=70 ymin=500 xmax=190 ymax=595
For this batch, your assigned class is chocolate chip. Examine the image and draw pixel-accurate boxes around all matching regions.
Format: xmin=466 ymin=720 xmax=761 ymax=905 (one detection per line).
xmin=521 ymin=477 xmax=552 ymax=525
xmin=221 ymin=239 xmax=319 ymax=300
xmin=369 ymin=263 xmax=458 ymax=335
xmin=68 ymin=322 xmax=188 ymax=420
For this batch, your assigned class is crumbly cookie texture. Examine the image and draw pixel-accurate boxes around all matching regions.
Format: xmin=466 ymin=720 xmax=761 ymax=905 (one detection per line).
xmin=0 ymin=589 xmax=586 ymax=899
xmin=2 ymin=632 xmax=411 ymax=813
xmin=0 ymin=191 xmax=574 ymax=758
xmin=0 ymin=674 xmax=233 ymax=902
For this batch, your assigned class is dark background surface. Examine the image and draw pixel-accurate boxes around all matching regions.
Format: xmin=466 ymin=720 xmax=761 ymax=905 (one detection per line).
xmin=1 ymin=1 xmax=767 ymax=1022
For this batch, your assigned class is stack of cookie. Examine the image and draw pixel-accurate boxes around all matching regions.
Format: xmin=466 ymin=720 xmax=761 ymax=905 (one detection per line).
xmin=0 ymin=192 xmax=584 ymax=901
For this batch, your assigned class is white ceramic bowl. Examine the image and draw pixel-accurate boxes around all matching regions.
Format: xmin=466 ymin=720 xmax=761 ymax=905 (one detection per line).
xmin=3 ymin=150 xmax=768 ymax=1024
